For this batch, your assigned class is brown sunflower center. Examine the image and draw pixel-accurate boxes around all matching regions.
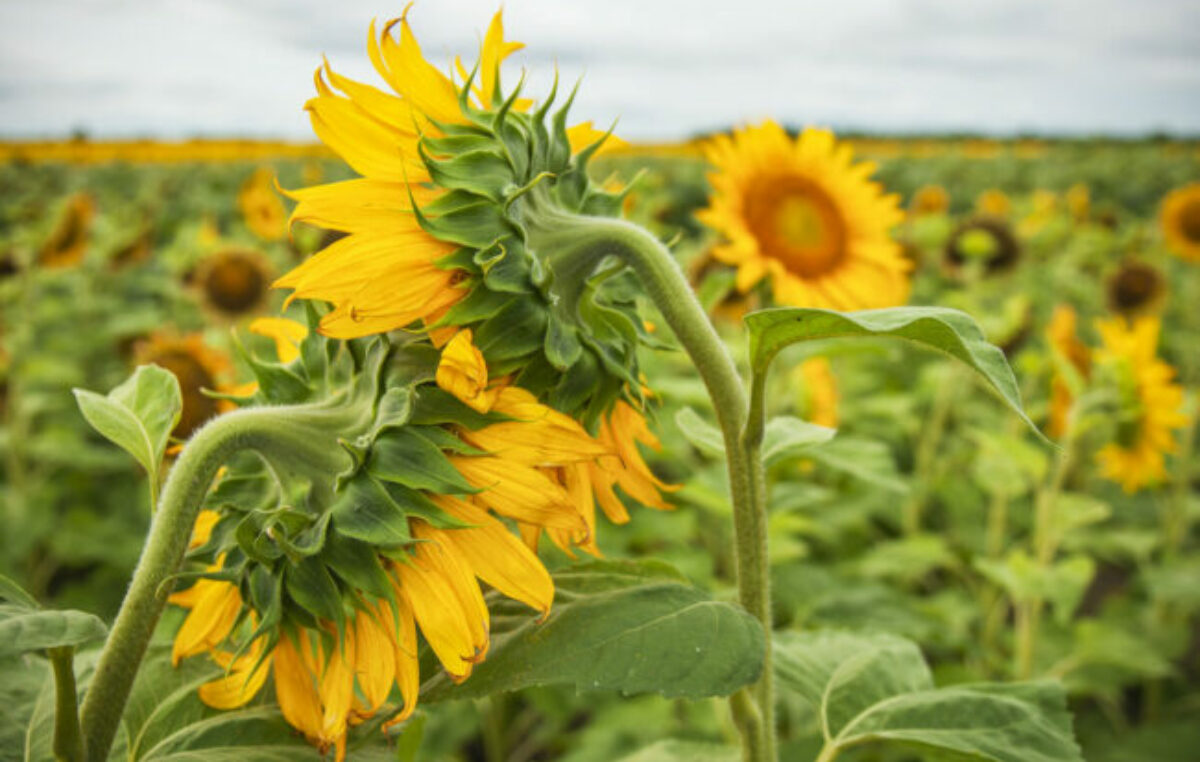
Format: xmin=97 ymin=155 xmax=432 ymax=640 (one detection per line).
xmin=150 ymin=349 xmax=219 ymax=438
xmin=745 ymin=176 xmax=846 ymax=278
xmin=1108 ymin=263 xmax=1161 ymax=312
xmin=1179 ymin=197 xmax=1200 ymax=243
xmin=204 ymin=253 xmax=267 ymax=315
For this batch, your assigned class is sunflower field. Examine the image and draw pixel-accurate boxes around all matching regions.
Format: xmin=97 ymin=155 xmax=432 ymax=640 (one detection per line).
xmin=2 ymin=8 xmax=1199 ymax=762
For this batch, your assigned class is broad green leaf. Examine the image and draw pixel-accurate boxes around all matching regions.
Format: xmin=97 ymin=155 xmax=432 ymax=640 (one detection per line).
xmin=975 ymin=551 xmax=1094 ymax=620
xmin=775 ymin=630 xmax=1082 ymax=762
xmin=421 ymin=560 xmax=764 ymax=702
xmin=0 ymin=605 xmax=108 ymax=657
xmin=73 ymin=364 xmax=182 ymax=486
xmin=744 ymin=307 xmax=1041 ymax=437
xmin=138 ymin=706 xmax=316 ymax=760
xmin=674 ymin=407 xmax=725 ymax=458
xmin=762 ymin=416 xmax=836 ymax=466
xmin=614 ymin=740 xmax=739 ymax=762
xmin=0 ymin=655 xmax=48 ymax=758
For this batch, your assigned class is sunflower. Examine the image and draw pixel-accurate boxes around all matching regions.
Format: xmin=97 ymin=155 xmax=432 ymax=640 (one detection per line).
xmin=1092 ymin=317 xmax=1188 ymax=492
xmin=238 ymin=167 xmax=287 ymax=241
xmin=1106 ymin=260 xmax=1165 ymax=317
xmin=39 ymin=193 xmax=94 ymax=268
xmin=697 ymin=122 xmax=910 ymax=310
xmin=976 ymin=189 xmax=1011 ymax=218
xmin=1160 ymin=183 xmax=1200 ymax=262
xmin=944 ymin=216 xmax=1020 ymax=276
xmin=194 ymin=248 xmax=273 ymax=318
xmin=1065 ymin=183 xmax=1090 ymax=223
xmin=135 ymin=332 xmax=233 ymax=439
xmin=909 ymin=185 xmax=949 ymax=217
xmin=1045 ymin=305 xmax=1090 ymax=440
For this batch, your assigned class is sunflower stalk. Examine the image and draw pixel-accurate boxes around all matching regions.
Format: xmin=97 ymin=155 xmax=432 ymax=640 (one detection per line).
xmin=526 ymin=211 xmax=777 ymax=762
xmin=78 ymin=403 xmax=359 ymax=761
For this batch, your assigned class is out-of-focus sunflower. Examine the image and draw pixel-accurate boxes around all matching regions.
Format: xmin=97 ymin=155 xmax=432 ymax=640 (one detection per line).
xmin=1160 ymin=183 xmax=1200 ymax=262
xmin=1065 ymin=183 xmax=1090 ymax=223
xmin=194 ymin=248 xmax=273 ymax=319
xmin=238 ymin=167 xmax=287 ymax=241
xmin=1106 ymin=260 xmax=1165 ymax=317
xmin=795 ymin=357 xmax=838 ymax=429
xmin=976 ymin=189 xmax=1011 ymax=218
xmin=944 ymin=216 xmax=1020 ymax=276
xmin=1045 ymin=305 xmax=1090 ymax=440
xmin=1094 ymin=317 xmax=1188 ymax=492
xmin=135 ymin=332 xmax=234 ymax=439
xmin=39 ymin=193 xmax=94 ymax=268
xmin=697 ymin=121 xmax=909 ymax=310
xmin=909 ymin=185 xmax=949 ymax=217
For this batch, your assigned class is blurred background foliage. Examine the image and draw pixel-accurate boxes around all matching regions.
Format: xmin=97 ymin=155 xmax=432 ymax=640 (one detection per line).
xmin=2 ymin=135 xmax=1198 ymax=760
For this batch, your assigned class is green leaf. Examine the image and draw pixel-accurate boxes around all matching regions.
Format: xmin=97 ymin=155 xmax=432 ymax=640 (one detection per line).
xmin=744 ymin=307 xmax=1041 ymax=438
xmin=368 ymin=429 xmax=475 ymax=494
xmin=807 ymin=436 xmax=909 ymax=494
xmin=0 ymin=605 xmax=108 ymax=657
xmin=762 ymin=416 xmax=836 ymax=466
xmin=0 ymin=573 xmax=39 ymax=610
xmin=421 ymin=560 xmax=764 ymax=702
xmin=73 ymin=364 xmax=182 ymax=486
xmin=674 ymin=407 xmax=725 ymax=458
xmin=775 ymin=630 xmax=1082 ymax=762
xmin=329 ymin=475 xmax=413 ymax=547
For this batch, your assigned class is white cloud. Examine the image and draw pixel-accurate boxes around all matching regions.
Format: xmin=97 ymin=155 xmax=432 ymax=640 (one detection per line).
xmin=1 ymin=0 xmax=1198 ymax=139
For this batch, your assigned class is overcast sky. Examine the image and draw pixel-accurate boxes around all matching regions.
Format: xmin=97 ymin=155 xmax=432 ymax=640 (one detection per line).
xmin=2 ymin=0 xmax=1198 ymax=141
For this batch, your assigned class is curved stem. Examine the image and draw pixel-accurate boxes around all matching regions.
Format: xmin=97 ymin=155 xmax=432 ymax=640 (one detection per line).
xmin=529 ymin=214 xmax=775 ymax=761
xmin=79 ymin=405 xmax=352 ymax=761
xmin=49 ymin=646 xmax=84 ymax=762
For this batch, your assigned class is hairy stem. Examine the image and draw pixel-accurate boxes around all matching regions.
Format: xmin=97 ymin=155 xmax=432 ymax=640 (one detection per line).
xmin=79 ymin=405 xmax=352 ymax=761
xmin=530 ymin=214 xmax=776 ymax=761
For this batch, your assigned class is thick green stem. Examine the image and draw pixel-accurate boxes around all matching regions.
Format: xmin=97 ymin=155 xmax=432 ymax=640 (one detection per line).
xmin=529 ymin=214 xmax=775 ymax=761
xmin=902 ymin=365 xmax=960 ymax=535
xmin=49 ymin=646 xmax=84 ymax=762
xmin=79 ymin=405 xmax=353 ymax=761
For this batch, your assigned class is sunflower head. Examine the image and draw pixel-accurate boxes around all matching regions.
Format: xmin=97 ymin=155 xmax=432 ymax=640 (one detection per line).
xmin=1092 ymin=316 xmax=1188 ymax=492
xmin=39 ymin=192 xmax=95 ymax=268
xmin=275 ymin=8 xmax=647 ymax=428
xmin=238 ymin=167 xmax=287 ymax=241
xmin=696 ymin=122 xmax=909 ymax=310
xmin=196 ymin=248 xmax=272 ymax=318
xmin=135 ymin=332 xmax=233 ymax=439
xmin=1065 ymin=183 xmax=1090 ymax=223
xmin=944 ymin=216 xmax=1020 ymax=277
xmin=909 ymin=185 xmax=950 ymax=217
xmin=976 ymin=189 xmax=1012 ymax=218
xmin=1106 ymin=260 xmax=1165 ymax=317
xmin=1161 ymin=183 xmax=1200 ymax=262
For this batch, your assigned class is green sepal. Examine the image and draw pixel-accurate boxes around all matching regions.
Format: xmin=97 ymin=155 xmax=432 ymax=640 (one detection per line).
xmin=408 ymin=387 xmax=498 ymax=429
xmin=478 ymin=238 xmax=533 ymax=294
xmin=434 ymin=283 xmax=516 ymax=326
xmin=412 ymin=425 xmax=489 ymax=456
xmin=474 ymin=298 xmax=548 ymax=363
xmin=322 ymin=532 xmax=395 ymax=603
xmin=414 ymin=191 xmax=512 ymax=249
xmin=544 ymin=315 xmax=584 ymax=370
xmin=378 ymin=482 xmax=472 ymax=530
xmin=285 ymin=556 xmax=344 ymax=628
xmin=329 ymin=474 xmax=414 ymax=547
xmin=234 ymin=335 xmax=312 ymax=405
xmin=368 ymin=428 xmax=476 ymax=494
xmin=419 ymin=142 xmax=515 ymax=202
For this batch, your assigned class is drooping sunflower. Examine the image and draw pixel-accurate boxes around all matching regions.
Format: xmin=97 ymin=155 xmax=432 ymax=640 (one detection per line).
xmin=696 ymin=121 xmax=910 ymax=310
xmin=134 ymin=332 xmax=234 ymax=439
xmin=1045 ymin=305 xmax=1090 ymax=440
xmin=909 ymin=185 xmax=950 ymax=217
xmin=238 ymin=167 xmax=288 ymax=241
xmin=1106 ymin=260 xmax=1165 ymax=317
xmin=1160 ymin=183 xmax=1200 ymax=262
xmin=944 ymin=216 xmax=1020 ymax=276
xmin=39 ymin=193 xmax=94 ymax=268
xmin=1093 ymin=316 xmax=1188 ymax=492
xmin=194 ymin=248 xmax=273 ymax=319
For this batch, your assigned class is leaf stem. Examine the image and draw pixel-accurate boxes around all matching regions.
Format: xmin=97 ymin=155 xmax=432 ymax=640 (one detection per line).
xmin=49 ymin=646 xmax=84 ymax=762
xmin=78 ymin=404 xmax=353 ymax=761
xmin=528 ymin=214 xmax=776 ymax=761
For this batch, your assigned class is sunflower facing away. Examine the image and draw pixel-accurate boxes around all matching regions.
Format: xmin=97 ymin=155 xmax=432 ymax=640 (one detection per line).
xmin=1045 ymin=305 xmax=1091 ymax=441
xmin=1093 ymin=316 xmax=1187 ymax=492
xmin=171 ymin=9 xmax=675 ymax=758
xmin=238 ymin=167 xmax=288 ymax=241
xmin=909 ymin=184 xmax=950 ymax=217
xmin=976 ymin=189 xmax=1012 ymax=218
xmin=697 ymin=121 xmax=910 ymax=310
xmin=1161 ymin=183 xmax=1200 ymax=262
xmin=39 ymin=192 xmax=94 ymax=268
